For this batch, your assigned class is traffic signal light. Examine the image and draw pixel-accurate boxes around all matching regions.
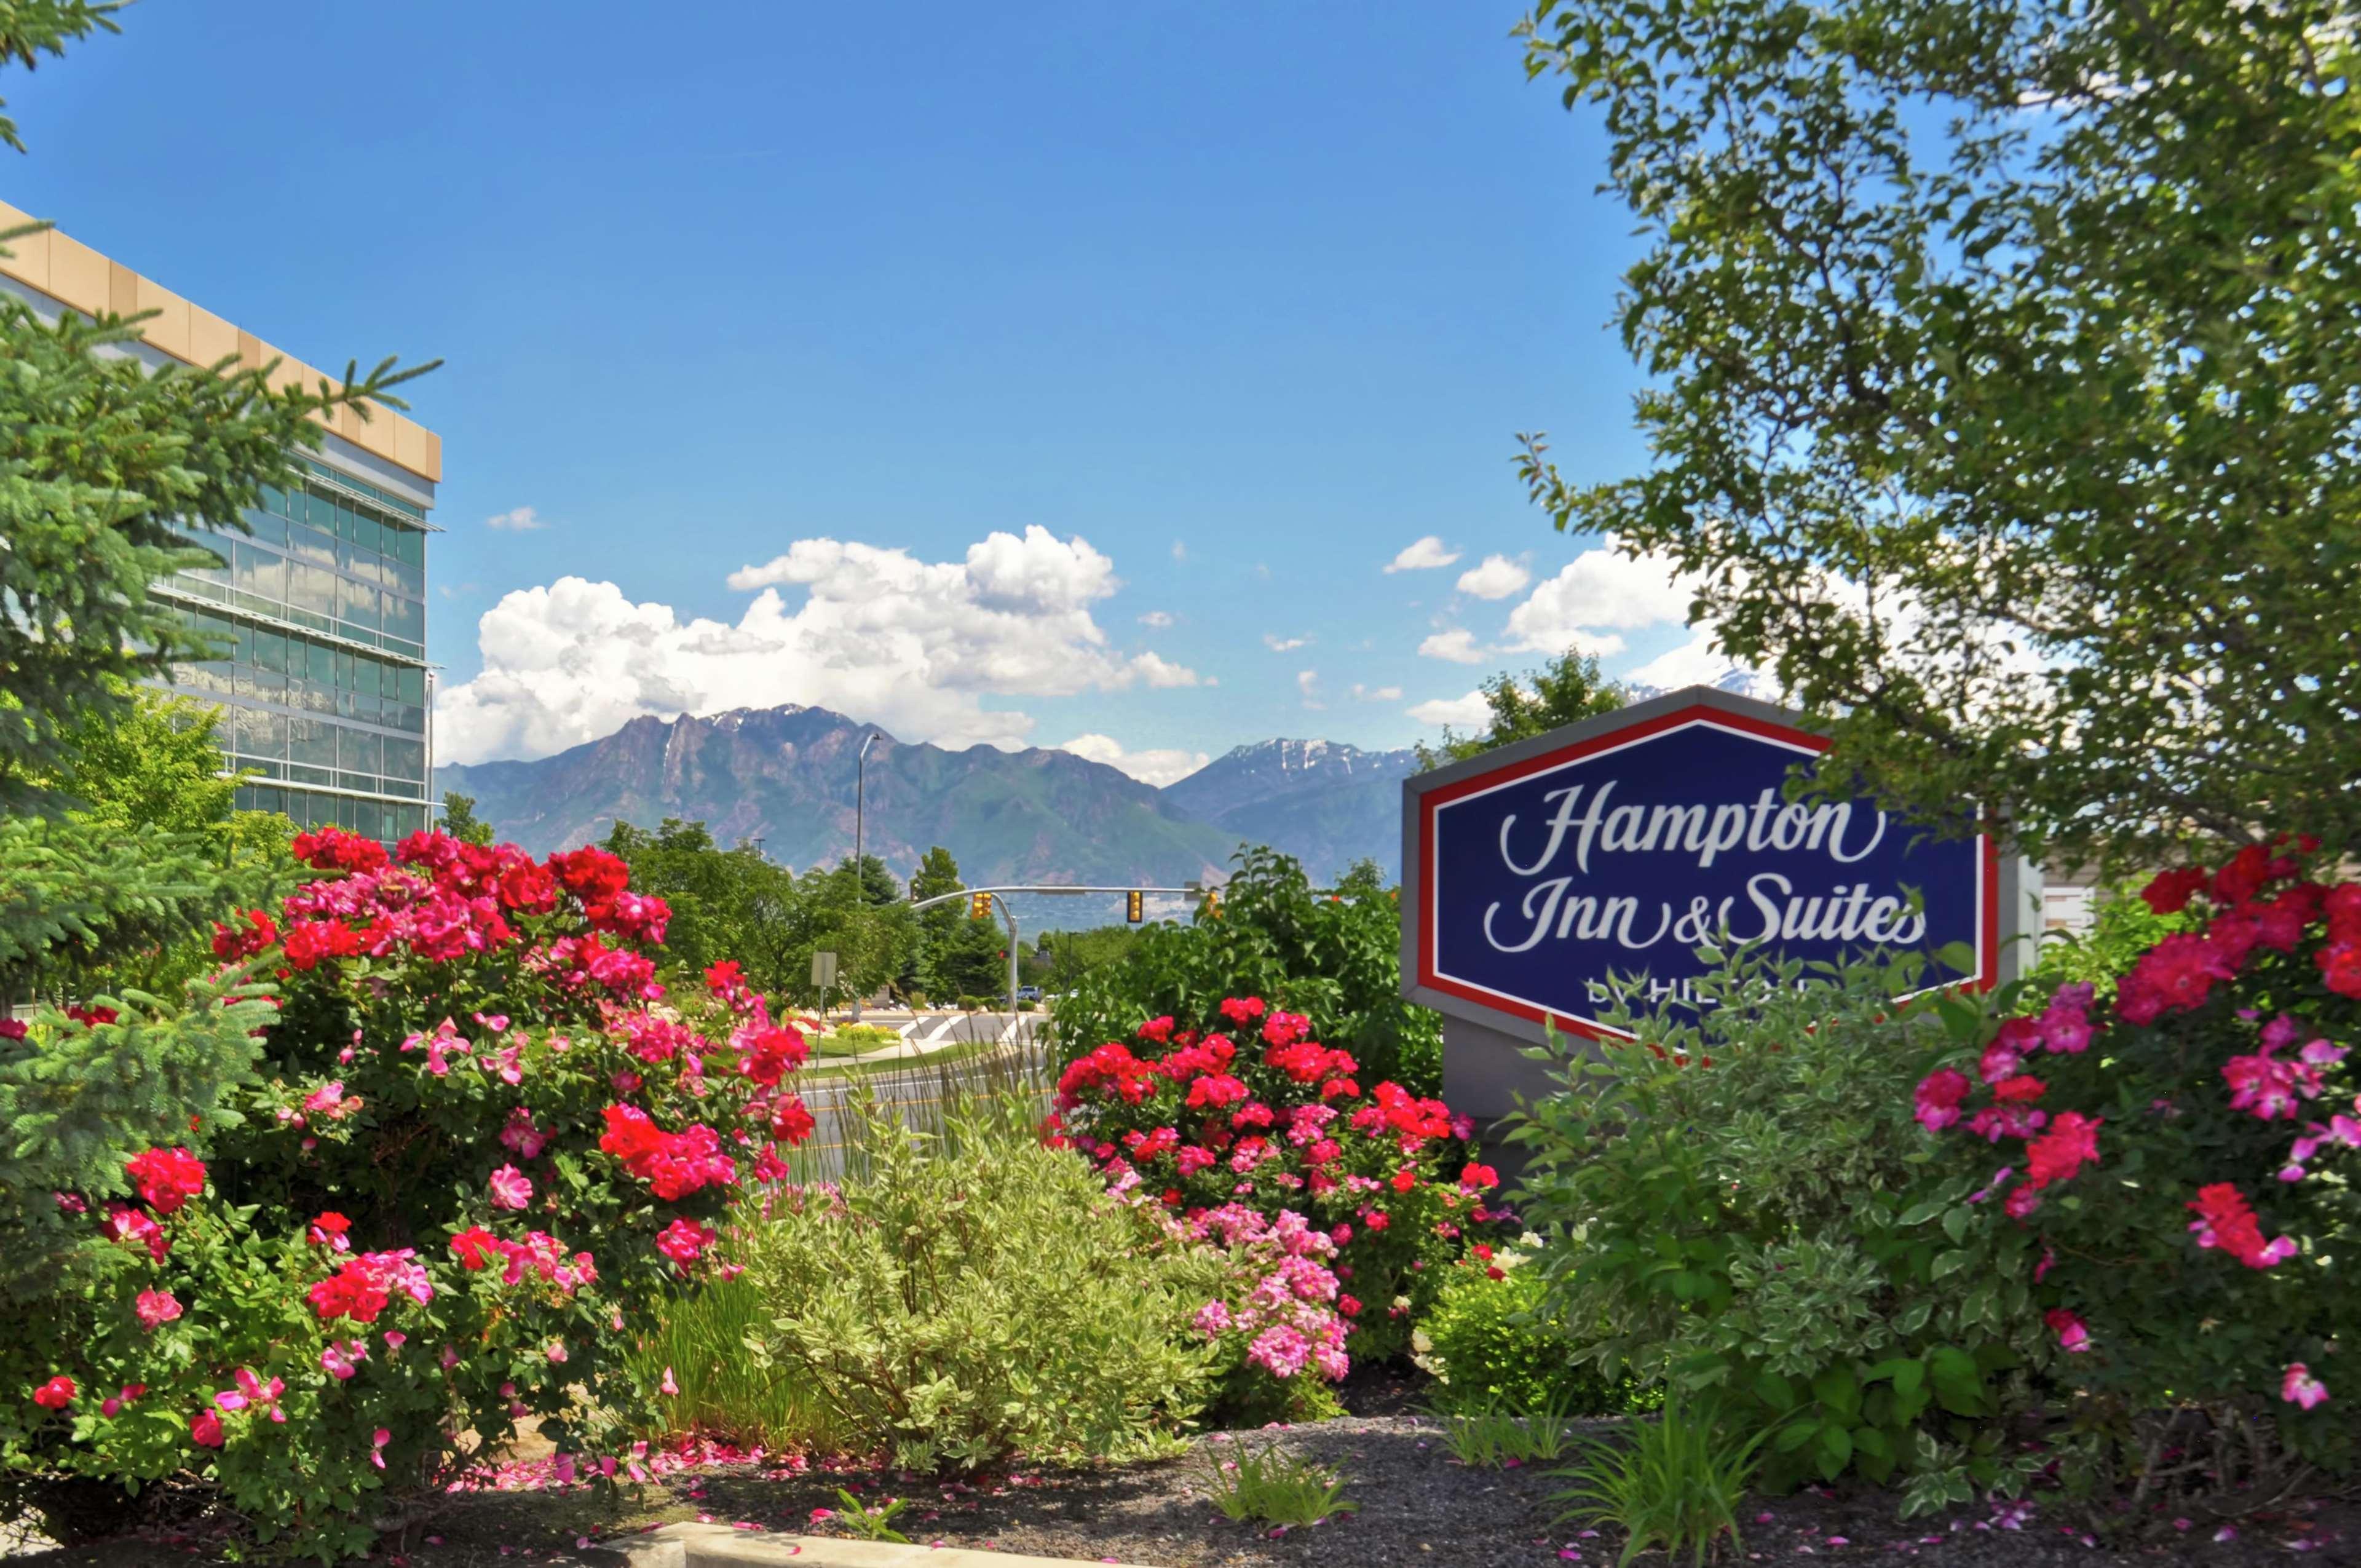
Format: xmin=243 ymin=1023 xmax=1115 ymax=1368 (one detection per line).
xmin=968 ymin=890 xmax=992 ymax=921
xmin=1126 ymin=889 xmax=1144 ymax=924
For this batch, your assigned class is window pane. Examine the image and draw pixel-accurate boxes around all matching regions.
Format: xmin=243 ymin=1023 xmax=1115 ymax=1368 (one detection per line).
xmin=386 ymin=596 xmax=424 ymax=643
xmin=288 ymin=524 xmax=335 ymax=568
xmin=234 ymin=542 xmax=285 ymax=604
xmin=234 ymin=705 xmax=285 ymax=758
xmin=398 ymin=666 xmax=425 ymax=705
xmin=384 ymin=738 xmax=425 ymax=782
xmin=243 ymin=509 xmax=287 ymax=549
xmin=289 ymin=717 xmax=335 ymax=769
xmin=339 ymin=579 xmax=381 ymax=630
xmin=286 ymin=563 xmax=336 ymax=619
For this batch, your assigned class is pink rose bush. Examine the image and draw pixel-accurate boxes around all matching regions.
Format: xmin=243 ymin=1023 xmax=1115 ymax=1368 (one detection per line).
xmin=1050 ymin=996 xmax=1501 ymax=1366
xmin=1914 ymin=839 xmax=2360 ymax=1465
xmin=0 ymin=827 xmax=809 ymax=1556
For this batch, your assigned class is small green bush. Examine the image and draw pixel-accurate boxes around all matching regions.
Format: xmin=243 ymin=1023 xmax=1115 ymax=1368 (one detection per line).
xmin=1413 ymin=1249 xmax=1632 ymax=1416
xmin=738 ymin=1094 xmax=1214 ymax=1470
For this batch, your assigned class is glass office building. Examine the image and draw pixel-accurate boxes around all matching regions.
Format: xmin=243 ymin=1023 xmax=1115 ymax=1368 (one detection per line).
xmin=160 ymin=457 xmax=436 ymax=841
xmin=0 ymin=200 xmax=445 ymax=842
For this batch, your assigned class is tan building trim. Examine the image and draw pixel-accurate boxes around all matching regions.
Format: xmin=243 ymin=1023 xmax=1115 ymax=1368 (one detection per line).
xmin=0 ymin=199 xmax=441 ymax=485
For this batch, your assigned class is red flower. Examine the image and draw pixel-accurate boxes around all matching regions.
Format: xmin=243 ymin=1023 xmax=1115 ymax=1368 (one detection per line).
xmin=210 ymin=908 xmax=279 ymax=960
xmin=189 ymin=1409 xmax=225 ymax=1448
xmin=738 ymin=1025 xmax=809 ymax=1087
xmin=2139 ymin=866 xmax=2210 ymax=915
xmin=124 ymin=1147 xmax=207 ymax=1216
xmin=1991 ymin=1075 xmax=2047 ymax=1104
xmin=30 ymin=1376 xmax=74 ymax=1411
xmin=1459 ymin=1162 xmax=1500 ymax=1192
xmin=448 ymin=1226 xmax=499 ymax=1270
xmin=1390 ymin=1167 xmax=1418 ymax=1194
xmin=769 ymin=1096 xmax=817 ymax=1147
xmin=283 ymin=919 xmax=363 ymax=971
xmin=291 ymin=825 xmax=390 ymax=874
xmin=1219 ymin=997 xmax=1268 ymax=1025
xmin=2025 ymin=1112 xmax=2100 ymax=1189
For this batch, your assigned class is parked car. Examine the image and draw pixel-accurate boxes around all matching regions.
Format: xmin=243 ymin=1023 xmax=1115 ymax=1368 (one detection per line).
xmin=1015 ymin=985 xmax=1043 ymax=1004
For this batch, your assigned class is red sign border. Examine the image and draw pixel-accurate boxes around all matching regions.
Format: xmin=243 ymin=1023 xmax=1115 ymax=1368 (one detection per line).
xmin=1414 ymin=702 xmax=2000 ymax=1040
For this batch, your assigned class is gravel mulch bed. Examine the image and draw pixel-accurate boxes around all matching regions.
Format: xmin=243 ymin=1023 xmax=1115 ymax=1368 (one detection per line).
xmin=7 ymin=1404 xmax=2354 ymax=1567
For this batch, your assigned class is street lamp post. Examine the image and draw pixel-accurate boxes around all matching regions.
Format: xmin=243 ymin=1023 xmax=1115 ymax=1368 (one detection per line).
xmin=850 ymin=731 xmax=878 ymax=1020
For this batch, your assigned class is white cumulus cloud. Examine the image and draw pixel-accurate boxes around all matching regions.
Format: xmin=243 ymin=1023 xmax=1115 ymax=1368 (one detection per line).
xmin=1407 ymin=690 xmax=1491 ymax=729
xmin=437 ymin=526 xmax=1202 ymax=764
xmin=1503 ymin=536 xmax=1696 ymax=655
xmin=1297 ymin=669 xmax=1323 ymax=710
xmin=1383 ymin=536 xmax=1461 ymax=573
xmin=1417 ymin=628 xmax=1487 ymax=665
xmin=1137 ymin=609 xmax=1175 ymax=628
xmin=1621 ymin=630 xmax=1758 ymax=692
xmin=1264 ymin=633 xmax=1310 ymax=652
xmin=1350 ymin=683 xmax=1402 ymax=702
xmin=485 ymin=506 xmax=546 ymax=532
xmin=1058 ymin=734 xmax=1211 ymax=788
xmin=1456 ymin=555 xmax=1531 ymax=601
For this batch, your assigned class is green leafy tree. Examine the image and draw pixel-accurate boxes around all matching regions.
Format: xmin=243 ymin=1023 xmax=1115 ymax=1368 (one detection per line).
xmin=1415 ymin=650 xmax=1627 ymax=769
xmin=603 ymin=818 xmax=802 ymax=996
xmin=0 ymin=1 xmax=432 ymax=1299
xmin=1514 ymin=0 xmax=2360 ymax=871
xmin=438 ymin=790 xmax=496 ymax=846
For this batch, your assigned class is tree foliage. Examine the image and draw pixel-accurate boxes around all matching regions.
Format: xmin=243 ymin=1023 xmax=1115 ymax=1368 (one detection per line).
xmin=1514 ymin=0 xmax=2360 ymax=871
xmin=1416 ymin=650 xmax=1627 ymax=770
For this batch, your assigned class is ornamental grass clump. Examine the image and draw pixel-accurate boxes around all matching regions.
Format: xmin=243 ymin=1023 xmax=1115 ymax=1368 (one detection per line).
xmin=0 ymin=827 xmax=807 ymax=1558
xmin=1912 ymin=839 xmax=2361 ymax=1491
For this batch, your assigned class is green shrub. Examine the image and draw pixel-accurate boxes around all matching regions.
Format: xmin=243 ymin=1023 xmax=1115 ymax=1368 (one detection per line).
xmin=738 ymin=1093 xmax=1214 ymax=1470
xmin=1413 ymin=1246 xmax=1632 ymax=1416
xmin=1508 ymin=948 xmax=2035 ymax=1503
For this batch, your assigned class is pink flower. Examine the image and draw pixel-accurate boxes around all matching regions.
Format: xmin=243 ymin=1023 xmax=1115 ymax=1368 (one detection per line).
xmin=659 ymin=1366 xmax=679 ymax=1397
xmin=371 ymin=1427 xmax=392 ymax=1469
xmin=654 ymin=1218 xmax=718 ymax=1272
xmin=545 ymin=1340 xmax=569 ymax=1364
xmin=321 ymin=1340 xmax=368 ymax=1380
xmin=134 ymin=1288 xmax=182 ymax=1331
xmin=2044 ymin=1308 xmax=2092 ymax=1353
xmin=190 ymin=1409 xmax=224 ymax=1448
xmin=1913 ymin=1069 xmax=1971 ymax=1132
xmin=2282 ymin=1363 xmax=2330 ymax=1411
xmin=488 ymin=1164 xmax=534 ymax=1211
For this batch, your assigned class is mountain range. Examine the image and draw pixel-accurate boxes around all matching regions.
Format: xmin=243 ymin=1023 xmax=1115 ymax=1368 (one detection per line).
xmin=435 ymin=707 xmax=1422 ymax=890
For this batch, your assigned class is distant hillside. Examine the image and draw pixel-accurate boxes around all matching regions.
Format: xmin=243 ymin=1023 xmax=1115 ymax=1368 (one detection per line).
xmin=438 ymin=706 xmax=1245 ymax=887
xmin=1160 ymin=738 xmax=1421 ymax=884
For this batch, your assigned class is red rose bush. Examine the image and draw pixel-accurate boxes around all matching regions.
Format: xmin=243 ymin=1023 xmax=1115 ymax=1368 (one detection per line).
xmin=0 ymin=828 xmax=807 ymax=1556
xmin=1051 ymin=995 xmax=1500 ymax=1376
xmin=1913 ymin=839 xmax=2361 ymax=1474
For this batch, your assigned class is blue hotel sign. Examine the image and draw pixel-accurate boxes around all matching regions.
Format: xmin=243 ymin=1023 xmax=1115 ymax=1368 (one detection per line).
xmin=1400 ymin=687 xmax=1996 ymax=1042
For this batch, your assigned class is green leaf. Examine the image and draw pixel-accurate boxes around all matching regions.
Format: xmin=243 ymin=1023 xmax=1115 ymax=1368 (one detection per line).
xmin=1941 ymin=1206 xmax=1970 ymax=1244
xmin=1816 ymin=1423 xmax=1854 ymax=1479
xmin=1929 ymin=1248 xmax=1972 ymax=1281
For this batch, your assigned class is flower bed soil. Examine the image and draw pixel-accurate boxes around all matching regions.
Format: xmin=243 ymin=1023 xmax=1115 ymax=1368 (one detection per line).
xmin=7 ymin=1408 xmax=2351 ymax=1568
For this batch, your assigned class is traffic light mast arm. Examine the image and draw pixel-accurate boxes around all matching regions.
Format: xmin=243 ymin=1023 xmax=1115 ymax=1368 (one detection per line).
xmin=904 ymin=884 xmax=1204 ymax=913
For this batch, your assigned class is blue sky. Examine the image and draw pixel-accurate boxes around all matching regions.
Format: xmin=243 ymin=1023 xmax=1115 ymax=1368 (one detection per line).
xmin=3 ymin=1 xmax=1736 ymax=784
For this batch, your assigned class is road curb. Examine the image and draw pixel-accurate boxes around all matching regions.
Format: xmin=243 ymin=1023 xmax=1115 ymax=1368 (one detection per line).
xmin=614 ymin=1521 xmax=1153 ymax=1568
